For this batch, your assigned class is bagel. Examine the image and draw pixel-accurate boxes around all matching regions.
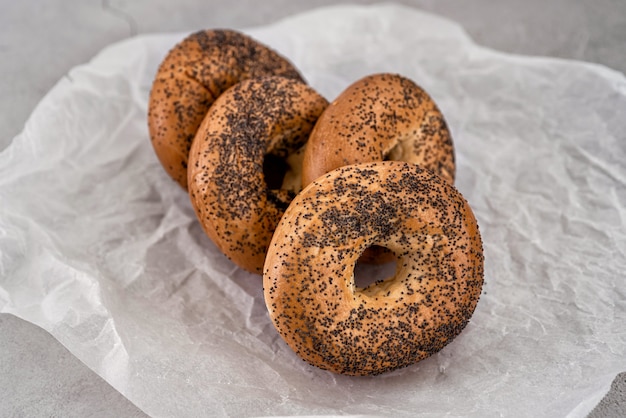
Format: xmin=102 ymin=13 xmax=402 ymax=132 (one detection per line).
xmin=148 ymin=29 xmax=304 ymax=189
xmin=263 ymin=161 xmax=483 ymax=376
xmin=188 ymin=76 xmax=328 ymax=274
xmin=302 ymin=73 xmax=455 ymax=188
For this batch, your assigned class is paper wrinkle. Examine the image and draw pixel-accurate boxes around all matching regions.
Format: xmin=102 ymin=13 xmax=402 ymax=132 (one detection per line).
xmin=1 ymin=3 xmax=626 ymax=417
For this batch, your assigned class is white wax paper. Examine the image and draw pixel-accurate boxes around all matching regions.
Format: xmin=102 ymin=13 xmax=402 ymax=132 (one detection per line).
xmin=1 ymin=3 xmax=625 ymax=417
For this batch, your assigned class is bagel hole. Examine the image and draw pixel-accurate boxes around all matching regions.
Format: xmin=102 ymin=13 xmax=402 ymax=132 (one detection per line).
xmin=263 ymin=153 xmax=289 ymax=190
xmin=353 ymin=246 xmax=398 ymax=290
xmin=383 ymin=137 xmax=411 ymax=162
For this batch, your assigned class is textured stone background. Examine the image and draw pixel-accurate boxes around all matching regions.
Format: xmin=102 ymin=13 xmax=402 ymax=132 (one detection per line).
xmin=1 ymin=0 xmax=624 ymax=416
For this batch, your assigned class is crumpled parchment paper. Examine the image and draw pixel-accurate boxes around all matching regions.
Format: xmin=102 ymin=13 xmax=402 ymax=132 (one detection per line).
xmin=1 ymin=4 xmax=625 ymax=417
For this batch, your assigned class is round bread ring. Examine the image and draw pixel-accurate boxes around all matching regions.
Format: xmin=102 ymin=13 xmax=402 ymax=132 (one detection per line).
xmin=148 ymin=29 xmax=304 ymax=189
xmin=263 ymin=161 xmax=484 ymax=376
xmin=302 ymin=73 xmax=455 ymax=188
xmin=188 ymin=76 xmax=328 ymax=274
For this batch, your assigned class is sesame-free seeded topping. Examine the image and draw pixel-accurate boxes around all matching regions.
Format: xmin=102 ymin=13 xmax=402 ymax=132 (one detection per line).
xmin=302 ymin=73 xmax=455 ymax=188
xmin=148 ymin=29 xmax=304 ymax=189
xmin=188 ymin=76 xmax=328 ymax=274
xmin=263 ymin=161 xmax=483 ymax=376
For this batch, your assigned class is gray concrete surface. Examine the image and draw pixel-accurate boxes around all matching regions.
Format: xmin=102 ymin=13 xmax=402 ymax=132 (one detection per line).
xmin=589 ymin=372 xmax=626 ymax=418
xmin=1 ymin=0 xmax=625 ymax=416
xmin=0 ymin=314 xmax=147 ymax=417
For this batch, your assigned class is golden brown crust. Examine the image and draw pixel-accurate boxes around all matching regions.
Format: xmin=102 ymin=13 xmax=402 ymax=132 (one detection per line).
xmin=148 ymin=29 xmax=304 ymax=189
xmin=188 ymin=76 xmax=328 ymax=274
xmin=263 ymin=161 xmax=483 ymax=376
xmin=302 ymin=73 xmax=455 ymax=188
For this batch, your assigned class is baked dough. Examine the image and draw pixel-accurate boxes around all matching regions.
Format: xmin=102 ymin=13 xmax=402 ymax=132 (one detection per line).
xmin=264 ymin=161 xmax=483 ymax=375
xmin=148 ymin=29 xmax=303 ymax=188
xmin=302 ymin=73 xmax=455 ymax=188
xmin=188 ymin=76 xmax=328 ymax=273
